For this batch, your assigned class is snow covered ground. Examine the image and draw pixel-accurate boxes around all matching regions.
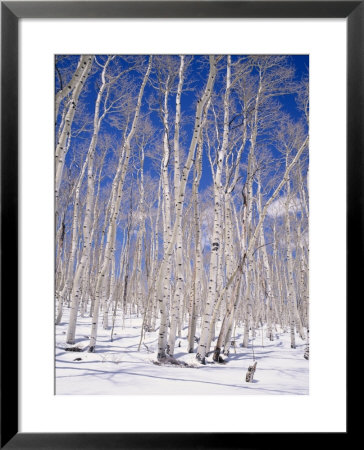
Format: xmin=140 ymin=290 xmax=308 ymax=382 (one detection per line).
xmin=56 ymin=309 xmax=308 ymax=395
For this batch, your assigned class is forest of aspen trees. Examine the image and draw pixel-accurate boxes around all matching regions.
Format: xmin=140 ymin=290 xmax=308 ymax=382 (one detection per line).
xmin=55 ymin=54 xmax=309 ymax=394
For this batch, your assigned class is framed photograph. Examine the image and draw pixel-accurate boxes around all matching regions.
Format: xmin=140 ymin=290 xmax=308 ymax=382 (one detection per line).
xmin=1 ymin=1 xmax=356 ymax=447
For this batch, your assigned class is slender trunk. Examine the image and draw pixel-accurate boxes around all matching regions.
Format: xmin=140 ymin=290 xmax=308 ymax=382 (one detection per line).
xmin=55 ymin=55 xmax=94 ymax=200
xmin=167 ymin=56 xmax=186 ymax=356
xmin=55 ymin=55 xmax=92 ymax=120
xmin=187 ymin=128 xmax=204 ymax=353
xmin=197 ymin=56 xmax=231 ymax=363
xmin=156 ymin=56 xmax=218 ymax=360
xmin=66 ymin=57 xmax=111 ymax=344
xmin=89 ymin=57 xmax=152 ymax=352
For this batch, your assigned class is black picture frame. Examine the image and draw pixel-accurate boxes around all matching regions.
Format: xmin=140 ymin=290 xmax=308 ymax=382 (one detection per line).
xmin=1 ymin=1 xmax=356 ymax=448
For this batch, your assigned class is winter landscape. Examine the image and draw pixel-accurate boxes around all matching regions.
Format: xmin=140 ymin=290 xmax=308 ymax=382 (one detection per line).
xmin=55 ymin=55 xmax=309 ymax=395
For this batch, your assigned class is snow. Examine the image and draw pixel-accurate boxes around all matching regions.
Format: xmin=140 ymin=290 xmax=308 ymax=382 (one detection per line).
xmin=56 ymin=309 xmax=308 ymax=395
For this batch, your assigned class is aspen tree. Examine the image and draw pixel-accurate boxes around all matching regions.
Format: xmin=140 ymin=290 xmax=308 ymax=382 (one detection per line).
xmin=168 ymin=56 xmax=186 ymax=356
xmin=196 ymin=56 xmax=231 ymax=363
xmin=156 ymin=56 xmax=219 ymax=360
xmin=256 ymin=176 xmax=275 ymax=340
xmin=56 ymin=156 xmax=87 ymax=324
xmin=89 ymin=56 xmax=152 ymax=352
xmin=157 ymin=66 xmax=174 ymax=357
xmin=55 ymin=55 xmax=92 ymax=120
xmin=55 ymin=55 xmax=94 ymax=200
xmin=66 ymin=57 xmax=114 ymax=344
xmin=187 ymin=120 xmax=205 ymax=353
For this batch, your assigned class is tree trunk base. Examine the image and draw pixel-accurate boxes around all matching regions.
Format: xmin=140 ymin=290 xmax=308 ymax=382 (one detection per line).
xmin=245 ymin=361 xmax=257 ymax=382
xmin=213 ymin=347 xmax=227 ymax=363
xmin=213 ymin=347 xmax=221 ymax=362
xmin=196 ymin=353 xmax=206 ymax=365
xmin=304 ymin=346 xmax=309 ymax=360
xmin=154 ymin=355 xmax=188 ymax=366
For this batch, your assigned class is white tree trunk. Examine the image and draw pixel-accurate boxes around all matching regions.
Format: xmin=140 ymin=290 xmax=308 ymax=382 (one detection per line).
xmin=89 ymin=57 xmax=152 ymax=352
xmin=167 ymin=56 xmax=186 ymax=356
xmin=66 ymin=57 xmax=112 ymax=344
xmin=197 ymin=56 xmax=231 ymax=363
xmin=55 ymin=55 xmax=93 ymax=200
xmin=156 ymin=56 xmax=218 ymax=360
